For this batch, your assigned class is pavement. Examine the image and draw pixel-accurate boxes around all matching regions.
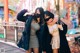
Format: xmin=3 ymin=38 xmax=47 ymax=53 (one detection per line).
xmin=0 ymin=26 xmax=25 ymax=53
xmin=0 ymin=41 xmax=25 ymax=53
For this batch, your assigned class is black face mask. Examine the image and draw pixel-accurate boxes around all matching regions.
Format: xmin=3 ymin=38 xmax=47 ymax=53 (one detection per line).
xmin=35 ymin=14 xmax=41 ymax=18
xmin=45 ymin=17 xmax=52 ymax=22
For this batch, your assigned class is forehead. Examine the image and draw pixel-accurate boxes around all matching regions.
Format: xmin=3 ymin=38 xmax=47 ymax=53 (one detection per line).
xmin=44 ymin=14 xmax=50 ymax=19
xmin=36 ymin=9 xmax=40 ymax=14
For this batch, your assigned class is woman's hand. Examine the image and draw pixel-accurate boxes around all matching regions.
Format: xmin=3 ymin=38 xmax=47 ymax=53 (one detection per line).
xmin=43 ymin=51 xmax=46 ymax=53
xmin=23 ymin=12 xmax=32 ymax=16
xmin=58 ymin=24 xmax=63 ymax=30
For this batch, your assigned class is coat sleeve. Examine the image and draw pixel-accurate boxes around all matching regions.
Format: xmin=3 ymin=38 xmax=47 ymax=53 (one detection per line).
xmin=41 ymin=25 xmax=47 ymax=51
xmin=62 ymin=23 xmax=68 ymax=34
xmin=17 ymin=9 xmax=28 ymax=22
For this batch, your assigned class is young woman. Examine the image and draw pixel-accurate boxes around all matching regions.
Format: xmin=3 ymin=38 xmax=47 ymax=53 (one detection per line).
xmin=17 ymin=7 xmax=44 ymax=53
xmin=44 ymin=11 xmax=63 ymax=53
xmin=41 ymin=11 xmax=71 ymax=53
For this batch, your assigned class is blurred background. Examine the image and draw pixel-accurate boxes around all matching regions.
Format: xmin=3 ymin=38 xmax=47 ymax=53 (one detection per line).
xmin=0 ymin=0 xmax=80 ymax=53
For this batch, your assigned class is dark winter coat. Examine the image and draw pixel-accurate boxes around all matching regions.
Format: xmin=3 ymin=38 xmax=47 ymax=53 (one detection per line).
xmin=17 ymin=9 xmax=28 ymax=22
xmin=58 ymin=22 xmax=71 ymax=53
xmin=17 ymin=15 xmax=44 ymax=50
xmin=41 ymin=23 xmax=53 ymax=53
xmin=17 ymin=15 xmax=33 ymax=50
xmin=41 ymin=22 xmax=71 ymax=53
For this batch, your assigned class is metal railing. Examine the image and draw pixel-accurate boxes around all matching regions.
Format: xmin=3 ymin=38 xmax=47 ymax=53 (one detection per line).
xmin=0 ymin=22 xmax=25 ymax=44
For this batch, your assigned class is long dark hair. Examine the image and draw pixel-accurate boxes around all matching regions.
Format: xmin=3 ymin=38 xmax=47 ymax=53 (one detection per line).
xmin=34 ymin=7 xmax=44 ymax=25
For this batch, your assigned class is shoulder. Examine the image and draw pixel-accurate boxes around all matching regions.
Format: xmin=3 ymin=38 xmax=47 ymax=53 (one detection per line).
xmin=27 ymin=15 xmax=34 ymax=20
xmin=53 ymin=24 xmax=58 ymax=27
xmin=25 ymin=15 xmax=34 ymax=23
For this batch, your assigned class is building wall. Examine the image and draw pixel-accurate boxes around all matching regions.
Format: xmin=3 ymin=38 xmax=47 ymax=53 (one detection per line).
xmin=0 ymin=8 xmax=16 ymax=22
